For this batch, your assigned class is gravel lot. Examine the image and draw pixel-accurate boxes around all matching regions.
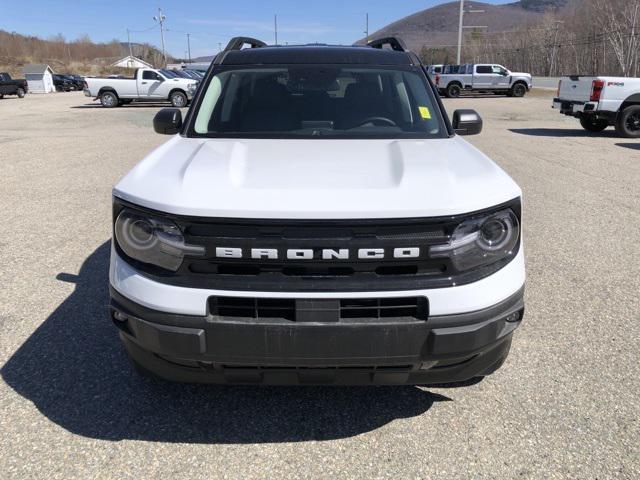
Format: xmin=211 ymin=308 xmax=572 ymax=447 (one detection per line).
xmin=0 ymin=90 xmax=638 ymax=479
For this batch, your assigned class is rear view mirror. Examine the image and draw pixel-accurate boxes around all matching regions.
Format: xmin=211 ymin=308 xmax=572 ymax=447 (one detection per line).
xmin=154 ymin=108 xmax=182 ymax=134
xmin=452 ymin=109 xmax=483 ymax=136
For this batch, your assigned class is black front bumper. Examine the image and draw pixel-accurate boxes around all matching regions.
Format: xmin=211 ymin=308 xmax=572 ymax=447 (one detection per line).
xmin=109 ymin=287 xmax=524 ymax=385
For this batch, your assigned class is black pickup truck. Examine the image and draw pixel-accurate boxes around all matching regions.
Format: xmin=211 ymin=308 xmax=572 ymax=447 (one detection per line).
xmin=0 ymin=72 xmax=28 ymax=98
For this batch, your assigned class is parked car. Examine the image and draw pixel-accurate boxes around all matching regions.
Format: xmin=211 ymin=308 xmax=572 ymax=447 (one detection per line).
xmin=182 ymin=69 xmax=204 ymax=80
xmin=0 ymin=72 xmax=28 ymax=98
xmin=62 ymin=74 xmax=84 ymax=90
xmin=552 ymin=76 xmax=640 ymax=138
xmin=52 ymin=74 xmax=74 ymax=92
xmin=109 ymin=36 xmax=525 ymax=386
xmin=436 ymin=64 xmax=532 ymax=98
xmin=159 ymin=69 xmax=180 ymax=78
xmin=84 ymin=68 xmax=198 ymax=107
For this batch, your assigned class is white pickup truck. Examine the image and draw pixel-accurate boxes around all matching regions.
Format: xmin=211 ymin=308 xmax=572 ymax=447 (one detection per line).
xmin=84 ymin=68 xmax=198 ymax=108
xmin=435 ymin=64 xmax=533 ymax=98
xmin=552 ymin=76 xmax=640 ymax=138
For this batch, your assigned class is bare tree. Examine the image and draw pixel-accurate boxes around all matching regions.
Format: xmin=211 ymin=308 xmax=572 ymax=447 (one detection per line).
xmin=591 ymin=0 xmax=640 ymax=76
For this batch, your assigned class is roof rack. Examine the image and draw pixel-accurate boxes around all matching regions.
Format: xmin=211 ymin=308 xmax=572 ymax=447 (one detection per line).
xmin=366 ymin=36 xmax=407 ymax=52
xmin=223 ymin=36 xmax=267 ymax=52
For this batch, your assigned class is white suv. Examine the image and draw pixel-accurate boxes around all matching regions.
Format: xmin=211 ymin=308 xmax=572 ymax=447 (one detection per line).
xmin=109 ymin=37 xmax=525 ymax=385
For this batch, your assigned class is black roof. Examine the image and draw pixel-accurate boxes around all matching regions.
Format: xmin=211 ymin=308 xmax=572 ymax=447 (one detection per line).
xmin=218 ymin=45 xmax=418 ymax=66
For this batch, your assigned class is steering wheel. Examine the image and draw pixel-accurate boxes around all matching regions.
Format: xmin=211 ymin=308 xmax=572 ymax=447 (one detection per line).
xmin=353 ymin=117 xmax=397 ymax=128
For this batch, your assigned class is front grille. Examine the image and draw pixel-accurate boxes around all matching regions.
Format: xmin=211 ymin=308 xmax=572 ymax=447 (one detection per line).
xmin=113 ymin=198 xmax=521 ymax=292
xmin=209 ymin=296 xmax=428 ymax=322
xmin=176 ymin=217 xmax=455 ymax=291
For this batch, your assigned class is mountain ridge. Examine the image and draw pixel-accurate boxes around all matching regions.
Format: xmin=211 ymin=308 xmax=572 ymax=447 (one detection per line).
xmin=362 ymin=0 xmax=570 ymax=51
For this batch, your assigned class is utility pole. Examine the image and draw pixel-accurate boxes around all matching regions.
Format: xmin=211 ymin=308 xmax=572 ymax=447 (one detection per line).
xmin=127 ymin=28 xmax=132 ymax=57
xmin=365 ymin=13 xmax=369 ymax=42
xmin=153 ymin=8 xmax=167 ymax=67
xmin=274 ymin=14 xmax=278 ymax=45
xmin=186 ymin=33 xmax=191 ymax=63
xmin=549 ymin=21 xmax=564 ymax=77
xmin=457 ymin=0 xmax=465 ymax=64
xmin=457 ymin=0 xmax=485 ymax=64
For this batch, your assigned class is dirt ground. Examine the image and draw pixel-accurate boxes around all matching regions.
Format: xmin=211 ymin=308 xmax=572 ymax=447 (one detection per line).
xmin=0 ymin=90 xmax=638 ymax=479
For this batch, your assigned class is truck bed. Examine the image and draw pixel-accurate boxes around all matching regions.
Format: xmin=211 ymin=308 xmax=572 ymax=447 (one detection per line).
xmin=556 ymin=76 xmax=597 ymax=102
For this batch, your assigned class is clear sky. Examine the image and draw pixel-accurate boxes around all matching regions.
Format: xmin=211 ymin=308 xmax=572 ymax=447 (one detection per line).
xmin=1 ymin=0 xmax=512 ymax=59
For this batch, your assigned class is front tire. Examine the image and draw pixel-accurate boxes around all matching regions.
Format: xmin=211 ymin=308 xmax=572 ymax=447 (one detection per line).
xmin=446 ymin=83 xmax=461 ymax=98
xmin=100 ymin=91 xmax=118 ymax=108
xmin=170 ymin=91 xmax=188 ymax=108
xmin=580 ymin=116 xmax=609 ymax=133
xmin=615 ymin=105 xmax=640 ymax=138
xmin=509 ymin=83 xmax=527 ymax=98
xmin=17 ymin=87 xmax=25 ymax=98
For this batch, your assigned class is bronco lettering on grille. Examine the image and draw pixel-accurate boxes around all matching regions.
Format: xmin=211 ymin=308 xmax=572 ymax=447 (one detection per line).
xmin=214 ymin=247 xmax=421 ymax=260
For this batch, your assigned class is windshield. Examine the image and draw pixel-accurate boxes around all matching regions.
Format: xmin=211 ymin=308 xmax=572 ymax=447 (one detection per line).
xmin=191 ymin=66 xmax=445 ymax=139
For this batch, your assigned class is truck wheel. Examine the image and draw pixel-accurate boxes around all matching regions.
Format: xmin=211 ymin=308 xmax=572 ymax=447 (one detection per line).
xmin=446 ymin=84 xmax=461 ymax=98
xmin=580 ymin=116 xmax=608 ymax=133
xmin=100 ymin=91 xmax=118 ymax=108
xmin=615 ymin=105 xmax=640 ymax=138
xmin=510 ymin=83 xmax=527 ymax=98
xmin=170 ymin=91 xmax=187 ymax=108
xmin=17 ymin=88 xmax=25 ymax=98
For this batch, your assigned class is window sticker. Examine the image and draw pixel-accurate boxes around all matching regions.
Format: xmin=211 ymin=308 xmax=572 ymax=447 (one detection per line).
xmin=419 ymin=106 xmax=432 ymax=119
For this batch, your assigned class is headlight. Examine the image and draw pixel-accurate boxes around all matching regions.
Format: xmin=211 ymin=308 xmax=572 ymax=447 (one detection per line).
xmin=114 ymin=209 xmax=204 ymax=271
xmin=430 ymin=209 xmax=519 ymax=271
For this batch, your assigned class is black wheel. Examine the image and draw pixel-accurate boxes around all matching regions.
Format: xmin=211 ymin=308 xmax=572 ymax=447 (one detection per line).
xmin=580 ymin=116 xmax=608 ymax=133
xmin=0 ymin=94 xmax=3 ymax=99
xmin=510 ymin=83 xmax=527 ymax=98
xmin=100 ymin=91 xmax=119 ymax=108
xmin=615 ymin=105 xmax=640 ymax=138
xmin=16 ymin=87 xmax=25 ymax=98
xmin=170 ymin=91 xmax=188 ymax=108
xmin=446 ymin=83 xmax=461 ymax=98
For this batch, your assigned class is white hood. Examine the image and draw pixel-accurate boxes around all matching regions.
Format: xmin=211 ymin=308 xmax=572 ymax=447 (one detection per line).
xmin=113 ymin=137 xmax=521 ymax=219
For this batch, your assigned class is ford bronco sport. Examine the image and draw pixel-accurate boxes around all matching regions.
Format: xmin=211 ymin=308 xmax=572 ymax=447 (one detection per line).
xmin=109 ymin=37 xmax=525 ymax=385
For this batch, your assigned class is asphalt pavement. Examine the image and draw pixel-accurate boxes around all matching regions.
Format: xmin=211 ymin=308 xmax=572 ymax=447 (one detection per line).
xmin=0 ymin=91 xmax=638 ymax=479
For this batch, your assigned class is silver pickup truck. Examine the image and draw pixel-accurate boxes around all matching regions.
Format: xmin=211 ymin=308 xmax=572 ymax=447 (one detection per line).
xmin=84 ymin=68 xmax=198 ymax=108
xmin=435 ymin=64 xmax=533 ymax=98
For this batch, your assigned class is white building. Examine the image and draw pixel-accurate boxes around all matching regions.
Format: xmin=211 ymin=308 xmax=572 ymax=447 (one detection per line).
xmin=23 ymin=64 xmax=55 ymax=93
xmin=110 ymin=56 xmax=153 ymax=69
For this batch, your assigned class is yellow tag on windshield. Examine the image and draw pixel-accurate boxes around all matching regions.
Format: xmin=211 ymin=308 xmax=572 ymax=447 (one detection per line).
xmin=419 ymin=106 xmax=431 ymax=119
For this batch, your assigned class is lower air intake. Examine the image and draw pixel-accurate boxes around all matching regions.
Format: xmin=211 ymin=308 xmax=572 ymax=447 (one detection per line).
xmin=209 ymin=296 xmax=428 ymax=322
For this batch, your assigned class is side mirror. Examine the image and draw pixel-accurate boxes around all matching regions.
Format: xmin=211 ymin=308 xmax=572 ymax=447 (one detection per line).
xmin=452 ymin=109 xmax=483 ymax=136
xmin=154 ymin=108 xmax=182 ymax=135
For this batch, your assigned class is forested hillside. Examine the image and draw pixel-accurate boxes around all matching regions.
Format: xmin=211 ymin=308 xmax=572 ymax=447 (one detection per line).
xmin=369 ymin=0 xmax=639 ymax=77
xmin=0 ymin=30 xmax=169 ymax=76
